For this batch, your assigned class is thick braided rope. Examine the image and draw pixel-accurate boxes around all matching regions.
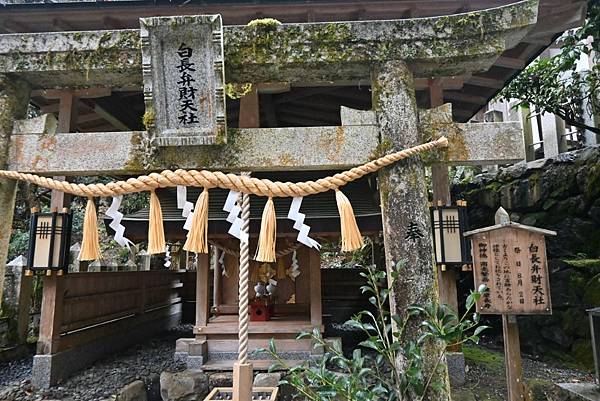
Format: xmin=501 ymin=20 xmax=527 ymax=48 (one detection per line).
xmin=238 ymin=172 xmax=251 ymax=364
xmin=0 ymin=137 xmax=447 ymax=198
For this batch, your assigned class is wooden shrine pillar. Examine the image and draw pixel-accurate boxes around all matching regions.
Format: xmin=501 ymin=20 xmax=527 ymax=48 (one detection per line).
xmin=373 ymin=61 xmax=450 ymax=400
xmin=309 ymin=249 xmax=322 ymax=328
xmin=37 ymin=274 xmax=65 ymax=355
xmin=196 ymin=252 xmax=211 ymax=329
xmin=0 ymin=75 xmax=30 ymax=306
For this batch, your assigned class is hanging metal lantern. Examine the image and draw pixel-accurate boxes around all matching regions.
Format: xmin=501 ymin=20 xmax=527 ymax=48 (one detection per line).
xmin=26 ymin=207 xmax=73 ymax=276
xmin=430 ymin=200 xmax=472 ymax=271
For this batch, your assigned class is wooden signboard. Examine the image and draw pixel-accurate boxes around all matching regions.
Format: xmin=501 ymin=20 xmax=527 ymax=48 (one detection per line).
xmin=465 ymin=208 xmax=557 ymax=401
xmin=470 ymin=226 xmax=552 ymax=315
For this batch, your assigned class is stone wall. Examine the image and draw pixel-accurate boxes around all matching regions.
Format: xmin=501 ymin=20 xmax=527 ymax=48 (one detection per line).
xmin=454 ymin=146 xmax=600 ymax=369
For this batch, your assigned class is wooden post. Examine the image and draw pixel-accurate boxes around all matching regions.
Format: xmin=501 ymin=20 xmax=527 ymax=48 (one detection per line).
xmin=502 ymin=314 xmax=528 ymax=401
xmin=428 ymin=80 xmax=461 ymax=353
xmin=239 ymin=85 xmax=260 ymax=128
xmin=17 ymin=268 xmax=33 ymax=344
xmin=213 ymin=247 xmax=222 ymax=310
xmin=37 ymin=274 xmax=65 ymax=354
xmin=309 ymin=249 xmax=322 ymax=328
xmin=494 ymin=211 xmax=529 ymax=401
xmin=195 ymin=252 xmax=210 ymax=328
xmin=233 ymin=362 xmax=253 ymax=401
xmin=373 ymin=61 xmax=450 ymax=400
xmin=0 ymin=75 xmax=30 ymax=307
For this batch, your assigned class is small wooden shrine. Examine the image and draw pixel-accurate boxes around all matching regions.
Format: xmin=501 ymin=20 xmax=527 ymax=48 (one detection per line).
xmin=115 ymin=177 xmax=382 ymax=368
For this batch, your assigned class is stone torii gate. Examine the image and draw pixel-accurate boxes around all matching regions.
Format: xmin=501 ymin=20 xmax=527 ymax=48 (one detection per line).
xmin=0 ymin=0 xmax=536 ymax=397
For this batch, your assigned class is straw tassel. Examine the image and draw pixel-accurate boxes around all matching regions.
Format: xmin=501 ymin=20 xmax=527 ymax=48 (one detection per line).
xmin=148 ymin=190 xmax=166 ymax=254
xmin=336 ymin=190 xmax=364 ymax=252
xmin=255 ymin=197 xmax=277 ymax=263
xmin=79 ymin=198 xmax=101 ymax=261
xmin=183 ymin=188 xmax=209 ymax=254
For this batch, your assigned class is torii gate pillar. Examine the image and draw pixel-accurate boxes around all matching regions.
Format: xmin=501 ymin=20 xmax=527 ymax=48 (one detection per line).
xmin=373 ymin=60 xmax=450 ymax=400
xmin=0 ymin=75 xmax=30 ymax=306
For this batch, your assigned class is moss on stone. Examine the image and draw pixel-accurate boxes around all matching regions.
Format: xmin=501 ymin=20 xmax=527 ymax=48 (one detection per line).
xmin=563 ymin=258 xmax=600 ymax=274
xmin=463 ymin=344 xmax=504 ymax=373
xmin=571 ymin=339 xmax=595 ymax=370
xmin=142 ymin=108 xmax=155 ymax=131
xmin=224 ymin=83 xmax=253 ymax=99
xmin=247 ymin=18 xmax=282 ymax=28
xmin=526 ymin=378 xmax=557 ymax=401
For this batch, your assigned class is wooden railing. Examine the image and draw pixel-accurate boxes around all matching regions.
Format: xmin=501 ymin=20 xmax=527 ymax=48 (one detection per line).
xmin=37 ymin=270 xmax=187 ymax=355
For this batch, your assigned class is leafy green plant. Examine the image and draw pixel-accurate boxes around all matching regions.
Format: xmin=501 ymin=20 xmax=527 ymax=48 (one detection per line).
xmin=499 ymin=0 xmax=599 ymax=134
xmin=260 ymin=262 xmax=488 ymax=401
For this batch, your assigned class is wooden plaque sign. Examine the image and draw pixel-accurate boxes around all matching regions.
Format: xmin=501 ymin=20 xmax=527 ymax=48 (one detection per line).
xmin=465 ymin=212 xmax=556 ymax=315
xmin=140 ymin=15 xmax=226 ymax=146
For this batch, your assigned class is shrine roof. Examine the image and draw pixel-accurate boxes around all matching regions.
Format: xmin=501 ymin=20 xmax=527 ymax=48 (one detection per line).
xmin=0 ymin=0 xmax=587 ymax=121
xmin=463 ymin=222 xmax=557 ymax=237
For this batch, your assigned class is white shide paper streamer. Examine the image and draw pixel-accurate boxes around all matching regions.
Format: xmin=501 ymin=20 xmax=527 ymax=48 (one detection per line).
xmin=223 ymin=190 xmax=249 ymax=244
xmin=287 ymin=197 xmax=320 ymax=249
xmin=176 ymin=186 xmax=195 ymax=234
xmin=164 ymin=244 xmax=171 ymax=268
xmin=106 ymin=195 xmax=134 ymax=250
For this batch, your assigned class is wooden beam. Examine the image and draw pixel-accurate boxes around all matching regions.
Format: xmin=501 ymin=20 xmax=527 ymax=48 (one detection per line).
xmin=52 ymin=18 xmax=76 ymax=31
xmin=444 ymin=91 xmax=489 ymax=105
xmin=494 ymin=55 xmax=526 ymax=69
xmin=32 ymin=87 xmax=111 ymax=99
xmin=91 ymin=104 xmax=130 ymax=131
xmin=274 ymin=87 xmax=331 ymax=105
xmin=468 ymin=75 xmax=505 ymax=89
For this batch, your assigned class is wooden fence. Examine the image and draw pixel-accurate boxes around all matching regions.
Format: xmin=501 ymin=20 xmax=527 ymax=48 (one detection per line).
xmin=37 ymin=270 xmax=189 ymax=355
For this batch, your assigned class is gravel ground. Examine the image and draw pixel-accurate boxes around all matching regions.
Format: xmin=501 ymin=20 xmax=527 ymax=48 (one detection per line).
xmin=0 ymin=325 xmax=191 ymax=401
xmin=457 ymin=343 xmax=595 ymax=400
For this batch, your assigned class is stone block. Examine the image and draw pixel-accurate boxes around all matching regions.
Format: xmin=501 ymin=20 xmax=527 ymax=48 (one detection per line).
xmin=446 ymin=351 xmax=466 ymax=386
xmin=160 ymin=370 xmax=209 ymax=401
xmin=116 ymin=380 xmax=148 ymax=401
xmin=208 ymin=372 xmax=232 ymax=388
xmin=253 ymin=373 xmax=281 ymax=387
xmin=556 ymin=383 xmax=600 ymax=401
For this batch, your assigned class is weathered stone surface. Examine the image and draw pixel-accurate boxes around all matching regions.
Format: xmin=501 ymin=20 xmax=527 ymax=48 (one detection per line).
xmin=116 ymin=380 xmax=148 ymax=401
xmin=446 ymin=352 xmax=466 ymax=386
xmin=0 ymin=75 xmax=30 ymax=309
xmin=160 ymin=370 xmax=209 ymax=401
xmin=208 ymin=372 xmax=232 ymax=388
xmin=0 ymin=1 xmax=538 ymax=87
xmin=556 ymin=383 xmax=600 ymax=401
xmin=419 ymin=103 xmax=525 ymax=165
xmin=140 ymin=15 xmax=226 ymax=146
xmin=8 ymin=125 xmax=378 ymax=174
xmin=8 ymin=120 xmax=524 ymax=174
xmin=373 ymin=60 xmax=449 ymax=400
xmin=253 ymin=372 xmax=281 ymax=387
